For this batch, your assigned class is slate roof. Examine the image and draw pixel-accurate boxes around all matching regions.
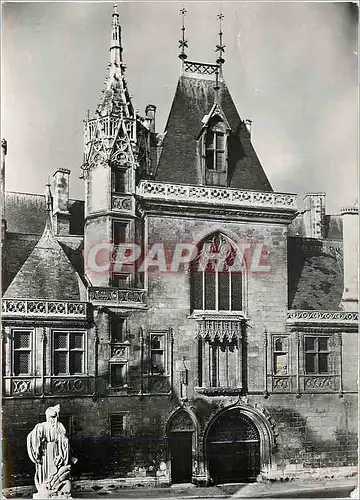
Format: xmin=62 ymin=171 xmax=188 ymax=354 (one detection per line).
xmin=155 ymin=75 xmax=273 ymax=191
xmin=5 ymin=192 xmax=84 ymax=235
xmin=3 ymin=219 xmax=86 ymax=301
xmin=288 ymin=237 xmax=343 ymax=310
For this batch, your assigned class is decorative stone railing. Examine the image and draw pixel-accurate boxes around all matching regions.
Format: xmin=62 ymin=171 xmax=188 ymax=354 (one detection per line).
xmin=287 ymin=310 xmax=358 ymax=323
xmin=341 ymin=206 xmax=358 ymax=215
xmin=88 ymin=287 xmax=147 ymax=308
xmin=184 ymin=60 xmax=219 ymax=76
xmin=2 ymin=299 xmax=89 ymax=319
xmin=137 ymin=180 xmax=297 ymax=211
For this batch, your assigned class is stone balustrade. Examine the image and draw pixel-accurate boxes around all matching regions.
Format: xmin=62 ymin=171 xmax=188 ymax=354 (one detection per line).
xmin=2 ymin=299 xmax=88 ymax=319
xmin=137 ymin=180 xmax=297 ymax=211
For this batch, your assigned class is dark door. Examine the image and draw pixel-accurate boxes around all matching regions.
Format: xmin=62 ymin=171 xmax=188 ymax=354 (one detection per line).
xmin=169 ymin=431 xmax=193 ymax=483
xmin=207 ymin=410 xmax=260 ymax=484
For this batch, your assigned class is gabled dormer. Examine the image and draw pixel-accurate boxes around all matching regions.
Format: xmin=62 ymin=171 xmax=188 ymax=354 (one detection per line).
xmin=197 ymin=103 xmax=231 ymax=186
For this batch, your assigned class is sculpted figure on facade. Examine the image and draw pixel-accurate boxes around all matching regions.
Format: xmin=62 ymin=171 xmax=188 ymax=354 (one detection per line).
xmin=27 ymin=405 xmax=72 ymax=498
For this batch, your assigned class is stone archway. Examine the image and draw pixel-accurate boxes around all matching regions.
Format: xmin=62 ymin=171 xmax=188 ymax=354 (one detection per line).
xmin=167 ymin=409 xmax=197 ymax=484
xmin=204 ymin=404 xmax=274 ymax=484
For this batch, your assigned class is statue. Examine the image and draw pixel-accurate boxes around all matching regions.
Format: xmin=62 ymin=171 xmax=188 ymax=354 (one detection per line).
xmin=27 ymin=405 xmax=73 ymax=499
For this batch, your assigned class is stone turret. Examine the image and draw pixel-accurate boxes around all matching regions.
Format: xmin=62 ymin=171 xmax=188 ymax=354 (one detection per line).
xmin=340 ymin=203 xmax=358 ymax=311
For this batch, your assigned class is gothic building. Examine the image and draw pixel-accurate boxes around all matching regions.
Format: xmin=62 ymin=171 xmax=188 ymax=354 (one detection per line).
xmin=1 ymin=5 xmax=358 ymax=489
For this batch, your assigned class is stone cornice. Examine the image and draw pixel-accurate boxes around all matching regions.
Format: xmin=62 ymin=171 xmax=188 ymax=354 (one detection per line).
xmin=287 ymin=309 xmax=358 ymax=328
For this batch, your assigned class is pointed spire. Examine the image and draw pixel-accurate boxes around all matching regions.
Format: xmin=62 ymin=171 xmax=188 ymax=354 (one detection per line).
xmin=178 ymin=7 xmax=188 ymax=62
xmin=96 ymin=3 xmax=133 ymax=118
xmin=110 ymin=3 xmax=123 ymax=67
xmin=45 ymin=178 xmax=53 ymax=214
xmin=216 ymin=13 xmax=225 ymax=75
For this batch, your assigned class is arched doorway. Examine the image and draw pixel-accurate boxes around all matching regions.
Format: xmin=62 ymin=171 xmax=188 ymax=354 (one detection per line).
xmin=206 ymin=408 xmax=260 ymax=484
xmin=168 ymin=409 xmax=195 ymax=484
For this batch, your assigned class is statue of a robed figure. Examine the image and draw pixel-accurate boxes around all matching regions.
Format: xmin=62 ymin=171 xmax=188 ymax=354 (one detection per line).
xmin=27 ymin=405 xmax=72 ymax=499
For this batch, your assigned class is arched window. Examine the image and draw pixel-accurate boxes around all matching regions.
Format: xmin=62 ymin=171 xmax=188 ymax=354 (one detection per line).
xmin=205 ymin=118 xmax=227 ymax=172
xmin=190 ymin=233 xmax=243 ymax=312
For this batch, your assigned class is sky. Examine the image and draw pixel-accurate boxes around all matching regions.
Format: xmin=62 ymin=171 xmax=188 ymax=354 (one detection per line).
xmin=1 ymin=1 xmax=358 ymax=214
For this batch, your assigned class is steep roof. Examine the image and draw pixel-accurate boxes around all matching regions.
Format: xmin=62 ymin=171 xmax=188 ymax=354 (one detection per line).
xmin=5 ymin=192 xmax=84 ymax=235
xmin=3 ymin=219 xmax=86 ymax=301
xmin=155 ymin=74 xmax=273 ymax=191
xmin=288 ymin=237 xmax=343 ymax=310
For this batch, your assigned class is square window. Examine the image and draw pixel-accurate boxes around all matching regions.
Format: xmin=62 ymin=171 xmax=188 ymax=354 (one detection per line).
xmin=112 ymin=273 xmax=130 ymax=289
xmin=53 ymin=331 xmax=85 ymax=376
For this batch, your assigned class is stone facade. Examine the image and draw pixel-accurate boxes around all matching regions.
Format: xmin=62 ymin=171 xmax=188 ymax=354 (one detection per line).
xmin=1 ymin=5 xmax=358 ymax=490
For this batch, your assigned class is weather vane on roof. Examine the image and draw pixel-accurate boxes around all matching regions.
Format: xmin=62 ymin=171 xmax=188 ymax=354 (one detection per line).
xmin=178 ymin=7 xmax=188 ymax=61
xmin=216 ymin=13 xmax=225 ymax=73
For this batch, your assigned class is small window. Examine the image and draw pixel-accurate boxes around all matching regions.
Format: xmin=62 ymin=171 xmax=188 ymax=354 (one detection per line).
xmin=111 ymin=316 xmax=126 ymax=342
xmin=304 ymin=336 xmax=330 ymax=374
xmin=110 ymin=414 xmax=126 ymax=437
xmin=113 ymin=222 xmax=127 ymax=245
xmin=273 ymin=337 xmax=288 ymax=375
xmin=113 ymin=170 xmax=127 ymax=193
xmin=112 ymin=273 xmax=131 ymax=289
xmin=110 ymin=363 xmax=127 ymax=387
xmin=13 ymin=330 xmax=32 ymax=376
xmin=53 ymin=331 xmax=85 ymax=375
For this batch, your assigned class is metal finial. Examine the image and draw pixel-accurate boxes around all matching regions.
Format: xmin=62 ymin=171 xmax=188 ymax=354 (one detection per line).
xmin=178 ymin=7 xmax=188 ymax=61
xmin=216 ymin=13 xmax=225 ymax=70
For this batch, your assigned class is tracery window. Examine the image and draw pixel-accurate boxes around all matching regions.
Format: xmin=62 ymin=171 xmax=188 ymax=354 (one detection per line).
xmin=190 ymin=233 xmax=243 ymax=312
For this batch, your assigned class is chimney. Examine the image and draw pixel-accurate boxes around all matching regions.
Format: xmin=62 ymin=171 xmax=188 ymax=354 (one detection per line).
xmin=303 ymin=193 xmax=326 ymax=239
xmin=1 ymin=139 xmax=7 ymax=244
xmin=145 ymin=104 xmax=156 ymax=133
xmin=340 ymin=203 xmax=358 ymax=311
xmin=52 ymin=168 xmax=71 ymax=235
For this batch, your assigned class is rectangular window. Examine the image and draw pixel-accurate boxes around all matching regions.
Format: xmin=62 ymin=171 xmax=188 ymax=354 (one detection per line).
xmin=13 ymin=330 xmax=32 ymax=375
xmin=110 ymin=363 xmax=127 ymax=387
xmin=150 ymin=333 xmax=165 ymax=375
xmin=53 ymin=331 xmax=85 ymax=375
xmin=111 ymin=316 xmax=126 ymax=342
xmin=304 ymin=336 xmax=330 ymax=374
xmin=273 ymin=337 xmax=288 ymax=375
xmin=110 ymin=414 xmax=126 ymax=437
xmin=113 ymin=222 xmax=127 ymax=245
xmin=113 ymin=170 xmax=127 ymax=193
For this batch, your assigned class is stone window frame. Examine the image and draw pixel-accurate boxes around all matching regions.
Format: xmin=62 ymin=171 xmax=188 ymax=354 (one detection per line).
xmin=10 ymin=328 xmax=35 ymax=377
xmin=272 ymin=335 xmax=289 ymax=376
xmin=112 ymin=167 xmax=128 ymax=194
xmin=51 ymin=329 xmax=88 ymax=377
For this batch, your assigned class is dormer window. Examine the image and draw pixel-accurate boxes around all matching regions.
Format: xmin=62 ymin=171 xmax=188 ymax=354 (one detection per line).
xmin=205 ymin=118 xmax=227 ymax=172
